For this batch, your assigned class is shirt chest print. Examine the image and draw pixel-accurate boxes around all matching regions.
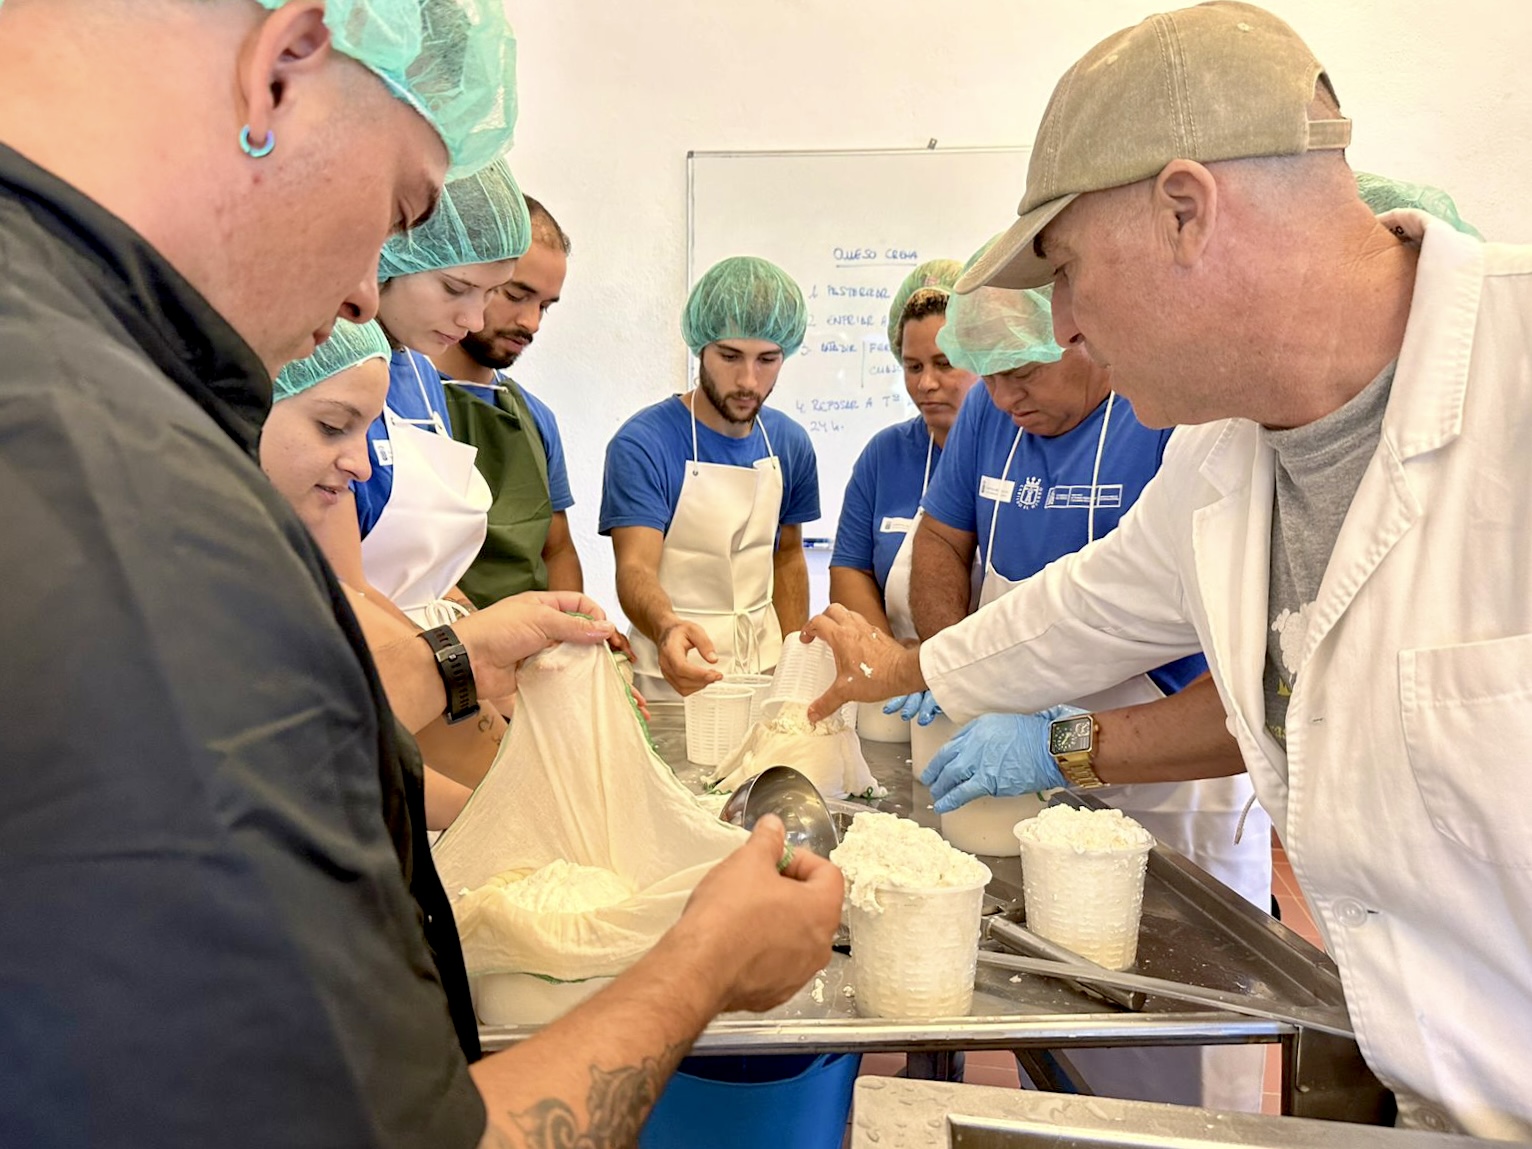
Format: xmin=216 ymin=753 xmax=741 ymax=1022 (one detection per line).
xmin=1016 ymin=476 xmax=1044 ymax=509
xmin=1271 ymin=601 xmax=1316 ymax=683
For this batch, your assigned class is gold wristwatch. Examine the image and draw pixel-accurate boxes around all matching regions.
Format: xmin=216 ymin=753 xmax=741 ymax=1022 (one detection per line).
xmin=1048 ymin=711 xmax=1106 ymax=789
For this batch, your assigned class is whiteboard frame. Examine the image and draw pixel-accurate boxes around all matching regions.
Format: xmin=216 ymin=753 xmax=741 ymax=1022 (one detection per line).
xmin=686 ymin=145 xmax=1030 ymax=286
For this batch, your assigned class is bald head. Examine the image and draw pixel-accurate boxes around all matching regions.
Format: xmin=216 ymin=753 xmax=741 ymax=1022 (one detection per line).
xmin=0 ymin=0 xmax=449 ymax=374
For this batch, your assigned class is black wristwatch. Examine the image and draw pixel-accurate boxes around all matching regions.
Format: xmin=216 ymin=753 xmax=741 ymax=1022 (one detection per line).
xmin=419 ymin=625 xmax=480 ymax=725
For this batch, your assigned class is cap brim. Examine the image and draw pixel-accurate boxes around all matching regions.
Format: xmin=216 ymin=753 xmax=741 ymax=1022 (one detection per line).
xmin=955 ymin=194 xmax=1078 ymax=293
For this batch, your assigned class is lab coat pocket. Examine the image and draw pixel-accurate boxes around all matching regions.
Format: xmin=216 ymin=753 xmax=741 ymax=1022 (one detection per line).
xmin=1400 ymin=632 xmax=1532 ymax=869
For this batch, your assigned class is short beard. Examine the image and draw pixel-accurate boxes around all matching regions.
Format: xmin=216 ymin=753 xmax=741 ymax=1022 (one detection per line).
xmin=697 ymin=361 xmax=762 ymax=426
xmin=459 ymin=328 xmax=530 ymax=371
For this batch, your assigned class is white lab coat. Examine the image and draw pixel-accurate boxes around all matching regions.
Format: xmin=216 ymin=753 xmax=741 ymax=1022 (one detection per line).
xmin=921 ymin=212 xmax=1532 ymax=1140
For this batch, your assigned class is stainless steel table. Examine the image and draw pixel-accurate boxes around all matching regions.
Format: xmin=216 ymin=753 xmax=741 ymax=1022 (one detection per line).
xmin=849 ymin=1079 xmax=1487 ymax=1148
xmin=479 ymin=704 xmax=1386 ymax=1122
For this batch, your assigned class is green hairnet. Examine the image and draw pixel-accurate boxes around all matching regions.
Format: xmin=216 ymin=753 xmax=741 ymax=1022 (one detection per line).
xmin=936 ymin=236 xmax=1063 ymax=376
xmin=682 ymin=256 xmax=807 ymax=358
xmin=887 ymin=259 xmax=963 ymax=363
xmin=274 ymin=319 xmax=392 ymax=401
xmin=1356 ymin=172 xmax=1483 ymax=240
xmin=936 ymin=284 xmax=1064 ymax=377
xmin=252 ymin=0 xmax=519 ymax=179
xmin=377 ymin=157 xmax=530 ymax=281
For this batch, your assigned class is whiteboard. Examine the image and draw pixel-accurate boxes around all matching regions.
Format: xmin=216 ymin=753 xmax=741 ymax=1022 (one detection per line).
xmin=687 ymin=146 xmax=1030 ymax=544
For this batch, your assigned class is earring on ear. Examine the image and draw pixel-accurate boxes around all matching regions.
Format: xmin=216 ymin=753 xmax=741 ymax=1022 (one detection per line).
xmin=239 ymin=125 xmax=276 ymax=159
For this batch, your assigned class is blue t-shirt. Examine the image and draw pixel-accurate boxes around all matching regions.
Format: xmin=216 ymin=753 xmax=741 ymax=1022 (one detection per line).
xmin=922 ymin=385 xmax=1205 ymax=694
xmin=451 ymin=375 xmax=574 ymax=512
xmin=353 ymin=349 xmax=455 ymax=537
xmin=599 ymin=397 xmax=820 ymax=537
xmin=831 ymin=416 xmax=943 ymax=591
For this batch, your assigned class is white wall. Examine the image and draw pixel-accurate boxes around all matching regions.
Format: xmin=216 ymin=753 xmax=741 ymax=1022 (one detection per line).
xmin=502 ymin=0 xmax=1532 ymax=623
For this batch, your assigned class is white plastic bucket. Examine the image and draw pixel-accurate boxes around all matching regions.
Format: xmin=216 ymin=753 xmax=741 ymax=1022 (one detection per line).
xmin=909 ymin=712 xmax=956 ymax=780
xmin=846 ymin=866 xmax=991 ymax=1018
xmin=939 ymin=793 xmax=1048 ymax=856
xmin=1015 ymin=816 xmax=1153 ymax=970
xmin=761 ymin=633 xmax=839 ymax=720
xmin=721 ymin=673 xmax=773 ymax=728
xmin=683 ymin=684 xmax=755 ymax=766
xmin=761 ymin=633 xmax=854 ymax=727
xmin=856 ymin=700 xmax=911 ymax=744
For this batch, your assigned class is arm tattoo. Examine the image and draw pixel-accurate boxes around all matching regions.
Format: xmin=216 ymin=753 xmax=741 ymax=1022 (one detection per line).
xmin=510 ymin=1040 xmax=691 ymax=1149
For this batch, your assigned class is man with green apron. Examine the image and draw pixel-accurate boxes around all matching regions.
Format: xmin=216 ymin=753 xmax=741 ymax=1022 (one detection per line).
xmin=434 ymin=194 xmax=582 ymax=606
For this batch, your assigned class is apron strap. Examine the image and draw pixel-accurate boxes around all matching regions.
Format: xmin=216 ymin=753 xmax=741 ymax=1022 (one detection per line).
xmin=1086 ymin=393 xmax=1116 ymax=545
xmin=756 ymin=412 xmax=776 ymax=459
xmin=687 ymin=390 xmax=777 ymax=465
xmin=985 ymin=425 xmax=1026 ymax=573
xmin=406 ymin=351 xmax=449 ymax=436
xmin=415 ymin=597 xmax=473 ymax=628
xmin=920 ymin=429 xmax=934 ymax=498
xmin=731 ymin=610 xmax=754 ymax=675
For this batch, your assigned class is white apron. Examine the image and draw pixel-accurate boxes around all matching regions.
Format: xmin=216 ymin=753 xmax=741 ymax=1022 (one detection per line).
xmin=978 ymin=396 xmax=1269 ymax=1110
xmin=628 ymin=398 xmax=786 ymax=703
xmin=360 ymin=356 xmax=492 ymax=628
xmin=978 ymin=400 xmax=1167 ymax=712
xmin=881 ymin=434 xmax=935 ymax=642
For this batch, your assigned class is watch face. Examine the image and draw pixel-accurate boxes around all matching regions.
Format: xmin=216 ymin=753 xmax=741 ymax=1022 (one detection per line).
xmin=1049 ymin=715 xmax=1094 ymax=755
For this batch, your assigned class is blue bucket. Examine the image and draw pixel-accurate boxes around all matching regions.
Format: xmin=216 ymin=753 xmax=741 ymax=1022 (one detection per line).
xmin=639 ymin=1053 xmax=861 ymax=1149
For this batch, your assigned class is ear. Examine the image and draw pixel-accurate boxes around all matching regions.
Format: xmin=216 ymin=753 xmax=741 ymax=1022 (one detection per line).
xmin=1151 ymin=160 xmax=1219 ymax=269
xmin=235 ymin=1 xmax=334 ymax=145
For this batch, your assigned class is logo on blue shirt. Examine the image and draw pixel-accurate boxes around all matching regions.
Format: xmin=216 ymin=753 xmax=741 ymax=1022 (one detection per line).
xmin=1044 ymin=484 xmax=1123 ymax=510
xmin=1016 ymin=476 xmax=1044 ymax=509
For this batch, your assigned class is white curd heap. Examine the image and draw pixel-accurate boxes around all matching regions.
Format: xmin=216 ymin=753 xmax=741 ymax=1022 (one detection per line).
xmin=1015 ymin=805 xmax=1153 ymax=853
xmin=831 ymin=811 xmax=989 ymax=913
xmin=468 ymin=859 xmax=636 ymax=915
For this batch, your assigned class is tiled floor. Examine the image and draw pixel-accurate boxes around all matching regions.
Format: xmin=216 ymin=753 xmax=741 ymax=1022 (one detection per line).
xmin=857 ymin=832 xmax=1328 ymax=1114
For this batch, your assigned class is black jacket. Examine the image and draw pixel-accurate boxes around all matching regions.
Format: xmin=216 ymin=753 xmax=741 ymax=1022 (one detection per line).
xmin=0 ymin=144 xmax=484 ymax=1148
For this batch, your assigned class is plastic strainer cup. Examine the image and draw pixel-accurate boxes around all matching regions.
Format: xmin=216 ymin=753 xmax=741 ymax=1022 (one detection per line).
xmin=721 ymin=673 xmax=773 ymax=728
xmin=761 ymin=634 xmax=853 ymax=726
xmin=684 ymin=684 xmax=755 ymax=767
xmin=909 ymin=712 xmax=956 ymax=779
xmin=846 ymin=866 xmax=991 ymax=1018
xmin=1015 ymin=813 xmax=1154 ymax=970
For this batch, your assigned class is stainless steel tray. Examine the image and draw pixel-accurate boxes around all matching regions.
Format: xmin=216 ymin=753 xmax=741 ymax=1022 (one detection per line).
xmin=479 ymin=705 xmax=1345 ymax=1061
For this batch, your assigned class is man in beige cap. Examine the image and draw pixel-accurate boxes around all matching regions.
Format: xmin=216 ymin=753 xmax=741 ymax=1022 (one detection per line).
xmin=804 ymin=2 xmax=1532 ymax=1137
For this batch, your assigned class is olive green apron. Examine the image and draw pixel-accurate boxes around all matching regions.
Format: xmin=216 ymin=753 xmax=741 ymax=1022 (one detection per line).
xmin=443 ymin=378 xmax=552 ymax=608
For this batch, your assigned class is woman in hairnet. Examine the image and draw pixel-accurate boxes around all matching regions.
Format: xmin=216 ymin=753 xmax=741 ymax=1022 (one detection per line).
xmin=829 ymin=260 xmax=977 ymax=641
xmin=600 ymin=256 xmax=820 ymax=701
xmin=260 ymin=319 xmax=487 ymax=825
xmin=338 ymin=158 xmax=532 ymax=630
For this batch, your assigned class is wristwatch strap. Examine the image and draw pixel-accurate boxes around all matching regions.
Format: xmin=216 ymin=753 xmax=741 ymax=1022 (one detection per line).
xmin=1055 ymin=717 xmax=1106 ymax=789
xmin=420 ymin=625 xmax=480 ymax=725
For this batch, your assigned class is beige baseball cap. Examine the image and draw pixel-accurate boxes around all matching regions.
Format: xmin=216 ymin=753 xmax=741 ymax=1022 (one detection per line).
xmin=957 ymin=1 xmax=1351 ymax=293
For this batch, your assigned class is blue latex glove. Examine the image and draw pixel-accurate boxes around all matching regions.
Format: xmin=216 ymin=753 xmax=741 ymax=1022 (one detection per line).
xmin=882 ymin=690 xmax=943 ymax=725
xmin=920 ymin=706 xmax=1084 ymax=814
